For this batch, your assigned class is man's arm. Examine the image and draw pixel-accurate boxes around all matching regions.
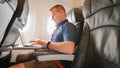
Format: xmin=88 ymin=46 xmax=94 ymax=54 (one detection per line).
xmin=48 ymin=41 xmax=75 ymax=54
xmin=30 ymin=39 xmax=75 ymax=54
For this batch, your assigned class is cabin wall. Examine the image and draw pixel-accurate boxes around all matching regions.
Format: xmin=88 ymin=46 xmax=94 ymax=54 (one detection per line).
xmin=17 ymin=0 xmax=84 ymax=44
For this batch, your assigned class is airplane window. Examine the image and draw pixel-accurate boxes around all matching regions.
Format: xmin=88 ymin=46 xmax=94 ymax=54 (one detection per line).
xmin=47 ymin=17 xmax=56 ymax=35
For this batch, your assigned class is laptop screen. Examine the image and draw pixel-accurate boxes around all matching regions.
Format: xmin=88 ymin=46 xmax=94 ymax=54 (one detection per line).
xmin=18 ymin=28 xmax=26 ymax=47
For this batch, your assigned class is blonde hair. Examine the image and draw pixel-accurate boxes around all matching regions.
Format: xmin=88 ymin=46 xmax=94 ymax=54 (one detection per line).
xmin=50 ymin=4 xmax=66 ymax=13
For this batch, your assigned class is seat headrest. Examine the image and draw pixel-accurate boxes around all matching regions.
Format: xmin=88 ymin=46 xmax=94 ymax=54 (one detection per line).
xmin=83 ymin=0 xmax=120 ymax=18
xmin=67 ymin=8 xmax=83 ymax=25
xmin=83 ymin=0 xmax=120 ymax=30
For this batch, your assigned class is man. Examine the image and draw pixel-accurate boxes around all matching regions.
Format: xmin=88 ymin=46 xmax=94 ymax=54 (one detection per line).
xmin=30 ymin=4 xmax=78 ymax=54
xmin=10 ymin=4 xmax=79 ymax=68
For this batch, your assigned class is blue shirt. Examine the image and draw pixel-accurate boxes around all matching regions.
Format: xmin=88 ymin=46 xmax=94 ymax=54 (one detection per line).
xmin=51 ymin=19 xmax=79 ymax=68
xmin=51 ymin=19 xmax=79 ymax=46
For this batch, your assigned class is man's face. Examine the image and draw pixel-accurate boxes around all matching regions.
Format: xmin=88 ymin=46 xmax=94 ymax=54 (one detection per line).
xmin=50 ymin=8 xmax=61 ymax=24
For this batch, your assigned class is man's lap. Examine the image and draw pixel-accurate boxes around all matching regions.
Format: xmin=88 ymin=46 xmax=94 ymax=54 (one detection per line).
xmin=10 ymin=60 xmax=59 ymax=68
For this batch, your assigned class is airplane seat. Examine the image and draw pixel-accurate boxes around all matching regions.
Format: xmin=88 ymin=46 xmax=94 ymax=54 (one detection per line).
xmin=67 ymin=8 xmax=84 ymax=46
xmin=0 ymin=0 xmax=29 ymax=67
xmin=62 ymin=8 xmax=84 ymax=68
xmin=66 ymin=8 xmax=84 ymax=68
xmin=73 ymin=0 xmax=120 ymax=68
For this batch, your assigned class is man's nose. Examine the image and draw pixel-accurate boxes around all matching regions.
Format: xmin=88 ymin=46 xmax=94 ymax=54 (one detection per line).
xmin=52 ymin=16 xmax=54 ymax=19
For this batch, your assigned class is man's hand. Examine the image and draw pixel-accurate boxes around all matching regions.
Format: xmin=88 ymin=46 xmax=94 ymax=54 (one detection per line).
xmin=29 ymin=39 xmax=47 ymax=47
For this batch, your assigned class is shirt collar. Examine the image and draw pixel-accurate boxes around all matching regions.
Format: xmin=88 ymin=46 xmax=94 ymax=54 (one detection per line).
xmin=57 ymin=19 xmax=68 ymax=27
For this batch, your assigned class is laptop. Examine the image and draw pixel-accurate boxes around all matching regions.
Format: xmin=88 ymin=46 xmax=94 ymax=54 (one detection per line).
xmin=18 ymin=28 xmax=42 ymax=48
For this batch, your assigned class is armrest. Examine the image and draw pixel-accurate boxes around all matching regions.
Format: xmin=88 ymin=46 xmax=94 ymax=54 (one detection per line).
xmin=0 ymin=45 xmax=43 ymax=52
xmin=13 ymin=47 xmax=41 ymax=50
xmin=34 ymin=51 xmax=74 ymax=61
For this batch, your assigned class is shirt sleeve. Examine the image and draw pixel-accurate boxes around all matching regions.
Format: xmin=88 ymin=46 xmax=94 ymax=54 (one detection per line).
xmin=63 ymin=23 xmax=79 ymax=45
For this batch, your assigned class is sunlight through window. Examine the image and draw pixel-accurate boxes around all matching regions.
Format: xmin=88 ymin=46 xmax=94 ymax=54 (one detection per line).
xmin=47 ymin=17 xmax=56 ymax=35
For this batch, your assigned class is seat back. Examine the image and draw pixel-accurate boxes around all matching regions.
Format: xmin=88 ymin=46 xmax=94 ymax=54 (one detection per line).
xmin=67 ymin=8 xmax=84 ymax=45
xmin=73 ymin=0 xmax=120 ymax=68
xmin=66 ymin=8 xmax=84 ymax=68
xmin=0 ymin=0 xmax=29 ymax=67
xmin=0 ymin=0 xmax=29 ymax=47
